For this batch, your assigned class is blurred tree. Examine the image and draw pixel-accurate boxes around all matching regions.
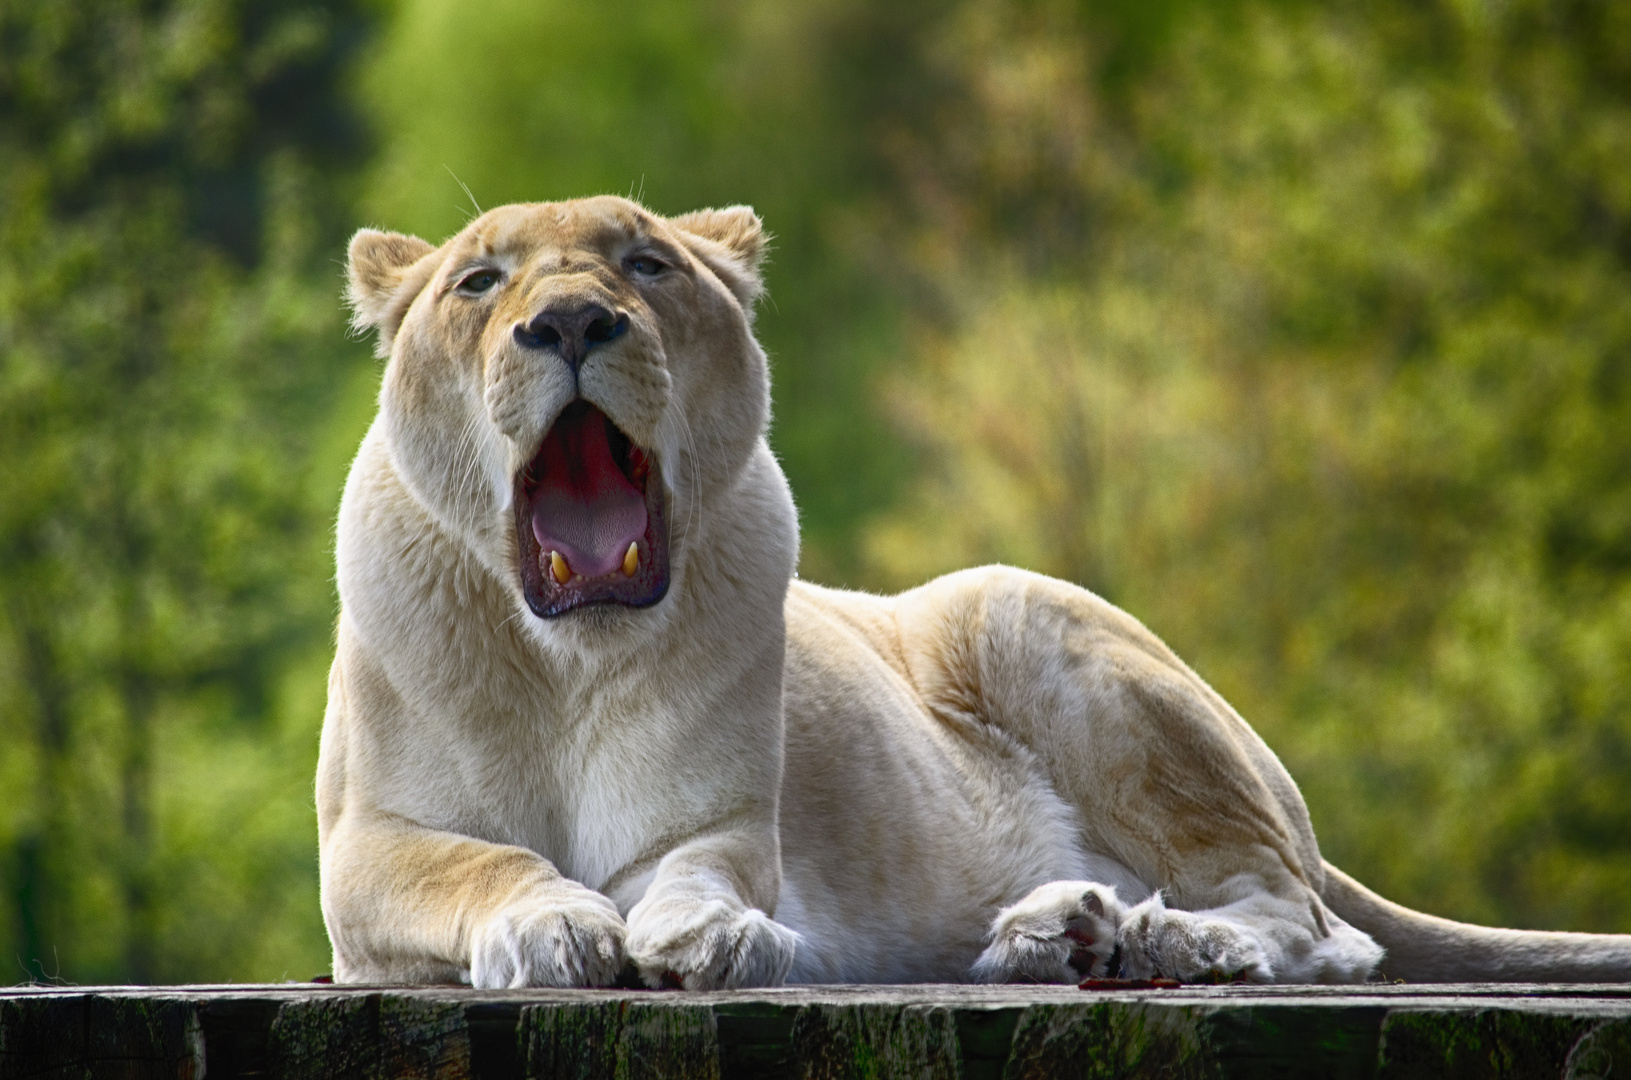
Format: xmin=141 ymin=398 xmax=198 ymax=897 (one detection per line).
xmin=0 ymin=0 xmax=371 ymax=981
xmin=863 ymin=0 xmax=1631 ymax=932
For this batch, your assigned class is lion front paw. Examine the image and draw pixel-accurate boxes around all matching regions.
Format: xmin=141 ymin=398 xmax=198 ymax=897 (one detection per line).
xmin=972 ymin=881 xmax=1126 ymax=983
xmin=469 ymin=892 xmax=627 ymax=989
xmin=625 ymin=894 xmax=798 ymax=990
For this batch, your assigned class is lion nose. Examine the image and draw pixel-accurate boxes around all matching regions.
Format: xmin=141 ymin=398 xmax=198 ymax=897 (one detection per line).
xmin=513 ymin=303 xmax=629 ymax=372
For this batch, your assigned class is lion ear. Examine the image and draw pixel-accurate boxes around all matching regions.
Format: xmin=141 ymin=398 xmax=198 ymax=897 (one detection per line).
xmin=670 ymin=206 xmax=768 ymax=311
xmin=347 ymin=228 xmax=438 ymax=356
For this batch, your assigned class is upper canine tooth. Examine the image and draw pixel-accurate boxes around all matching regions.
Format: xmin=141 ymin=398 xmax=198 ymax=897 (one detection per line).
xmin=622 ymin=542 xmax=639 ymax=577
xmin=550 ymin=551 xmax=571 ymax=585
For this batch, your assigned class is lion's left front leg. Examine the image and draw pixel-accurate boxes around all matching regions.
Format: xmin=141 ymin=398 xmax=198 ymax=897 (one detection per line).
xmin=624 ymin=831 xmax=800 ymax=990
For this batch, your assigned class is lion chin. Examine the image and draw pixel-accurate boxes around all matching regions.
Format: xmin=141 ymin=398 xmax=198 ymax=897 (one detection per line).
xmin=316 ymin=195 xmax=1631 ymax=992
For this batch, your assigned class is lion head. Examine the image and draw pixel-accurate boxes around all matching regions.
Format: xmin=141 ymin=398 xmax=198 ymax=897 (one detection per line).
xmin=345 ymin=196 xmax=777 ymax=644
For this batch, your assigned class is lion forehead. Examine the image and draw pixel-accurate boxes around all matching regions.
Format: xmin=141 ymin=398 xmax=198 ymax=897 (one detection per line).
xmin=462 ymin=197 xmax=662 ymax=265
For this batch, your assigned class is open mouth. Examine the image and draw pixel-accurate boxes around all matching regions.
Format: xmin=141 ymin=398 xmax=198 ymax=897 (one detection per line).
xmin=515 ymin=399 xmax=670 ymax=618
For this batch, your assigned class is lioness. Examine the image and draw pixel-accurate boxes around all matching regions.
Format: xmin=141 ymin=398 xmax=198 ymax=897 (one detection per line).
xmin=320 ymin=195 xmax=1631 ymax=988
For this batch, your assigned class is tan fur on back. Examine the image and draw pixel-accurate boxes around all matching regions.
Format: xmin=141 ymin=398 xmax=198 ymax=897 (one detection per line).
xmin=320 ymin=197 xmax=1631 ymax=989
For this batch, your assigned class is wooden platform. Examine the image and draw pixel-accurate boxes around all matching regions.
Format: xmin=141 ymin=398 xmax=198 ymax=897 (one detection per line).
xmin=5 ymin=982 xmax=1631 ymax=1078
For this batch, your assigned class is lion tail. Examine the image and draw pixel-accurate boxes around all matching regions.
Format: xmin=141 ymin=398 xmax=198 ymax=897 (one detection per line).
xmin=1320 ymin=860 xmax=1631 ymax=983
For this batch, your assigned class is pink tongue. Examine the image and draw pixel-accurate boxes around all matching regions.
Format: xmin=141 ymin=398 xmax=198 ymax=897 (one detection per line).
xmin=530 ymin=405 xmax=648 ymax=579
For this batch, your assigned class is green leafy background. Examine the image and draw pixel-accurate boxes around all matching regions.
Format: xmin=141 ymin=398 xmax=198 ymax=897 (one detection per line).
xmin=2 ymin=0 xmax=1627 ymax=983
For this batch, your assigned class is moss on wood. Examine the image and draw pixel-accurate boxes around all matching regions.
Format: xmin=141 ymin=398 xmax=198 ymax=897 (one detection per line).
xmin=1377 ymin=1009 xmax=1594 ymax=1079
xmin=521 ymin=1000 xmax=719 ymax=1080
xmin=789 ymin=1002 xmax=963 ymax=1079
xmin=269 ymin=993 xmax=471 ymax=1079
xmin=7 ymin=985 xmax=1631 ymax=1079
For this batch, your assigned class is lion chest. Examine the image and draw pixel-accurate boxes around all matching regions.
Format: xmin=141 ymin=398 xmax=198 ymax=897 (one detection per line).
xmin=357 ymin=635 xmax=762 ymax=906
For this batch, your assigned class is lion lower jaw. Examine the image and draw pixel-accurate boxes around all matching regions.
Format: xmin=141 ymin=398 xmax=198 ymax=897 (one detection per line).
xmin=514 ymin=464 xmax=671 ymax=620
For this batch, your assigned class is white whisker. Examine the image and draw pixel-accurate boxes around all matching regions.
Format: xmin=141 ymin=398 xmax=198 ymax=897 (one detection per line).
xmin=452 ymin=410 xmax=490 ymax=527
xmin=673 ymin=406 xmax=705 ymax=552
xmin=493 ymin=607 xmax=528 ymax=635
xmin=445 ymin=165 xmax=483 ymax=219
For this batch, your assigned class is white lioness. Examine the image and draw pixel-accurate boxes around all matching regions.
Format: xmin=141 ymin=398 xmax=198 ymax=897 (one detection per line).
xmin=320 ymin=196 xmax=1631 ymax=989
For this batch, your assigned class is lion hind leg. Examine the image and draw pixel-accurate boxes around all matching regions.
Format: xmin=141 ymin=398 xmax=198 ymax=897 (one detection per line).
xmin=974 ymin=881 xmax=1384 ymax=985
xmin=1113 ymin=893 xmax=1272 ymax=983
xmin=1115 ymin=891 xmax=1383 ymax=984
xmin=971 ymin=881 xmax=1126 ymax=983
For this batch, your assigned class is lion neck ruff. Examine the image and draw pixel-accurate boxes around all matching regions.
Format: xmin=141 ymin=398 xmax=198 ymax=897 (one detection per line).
xmin=516 ymin=399 xmax=669 ymax=618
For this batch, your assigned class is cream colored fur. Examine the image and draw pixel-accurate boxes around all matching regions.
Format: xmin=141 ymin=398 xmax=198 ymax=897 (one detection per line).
xmin=320 ymin=195 xmax=1631 ymax=988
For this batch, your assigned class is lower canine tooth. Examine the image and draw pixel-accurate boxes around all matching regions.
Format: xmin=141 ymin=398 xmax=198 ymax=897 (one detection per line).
xmin=622 ymin=542 xmax=639 ymax=577
xmin=550 ymin=551 xmax=571 ymax=585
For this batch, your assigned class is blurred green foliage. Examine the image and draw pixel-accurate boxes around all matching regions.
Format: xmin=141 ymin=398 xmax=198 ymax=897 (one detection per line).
xmin=1 ymin=0 xmax=1627 ymax=983
xmin=0 ymin=0 xmax=372 ymax=981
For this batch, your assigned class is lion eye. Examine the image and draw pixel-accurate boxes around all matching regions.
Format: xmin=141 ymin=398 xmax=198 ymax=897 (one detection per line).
xmin=627 ymin=255 xmax=667 ymax=277
xmin=458 ymin=269 xmax=501 ymax=295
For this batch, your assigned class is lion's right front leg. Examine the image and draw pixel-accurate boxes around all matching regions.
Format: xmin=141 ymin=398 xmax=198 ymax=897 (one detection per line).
xmin=321 ymin=814 xmax=627 ymax=988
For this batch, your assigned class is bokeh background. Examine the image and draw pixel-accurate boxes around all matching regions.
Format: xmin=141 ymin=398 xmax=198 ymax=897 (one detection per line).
xmin=2 ymin=0 xmax=1629 ymax=984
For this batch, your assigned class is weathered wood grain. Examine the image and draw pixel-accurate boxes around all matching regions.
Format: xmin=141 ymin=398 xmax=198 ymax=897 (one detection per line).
xmin=0 ymin=993 xmax=203 ymax=1080
xmin=3 ymin=984 xmax=1630 ymax=1079
xmin=790 ymin=1002 xmax=962 ymax=1080
xmin=269 ymin=992 xmax=471 ymax=1079
xmin=521 ymin=999 xmax=718 ymax=1080
xmin=1376 ymin=1008 xmax=1595 ymax=1079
